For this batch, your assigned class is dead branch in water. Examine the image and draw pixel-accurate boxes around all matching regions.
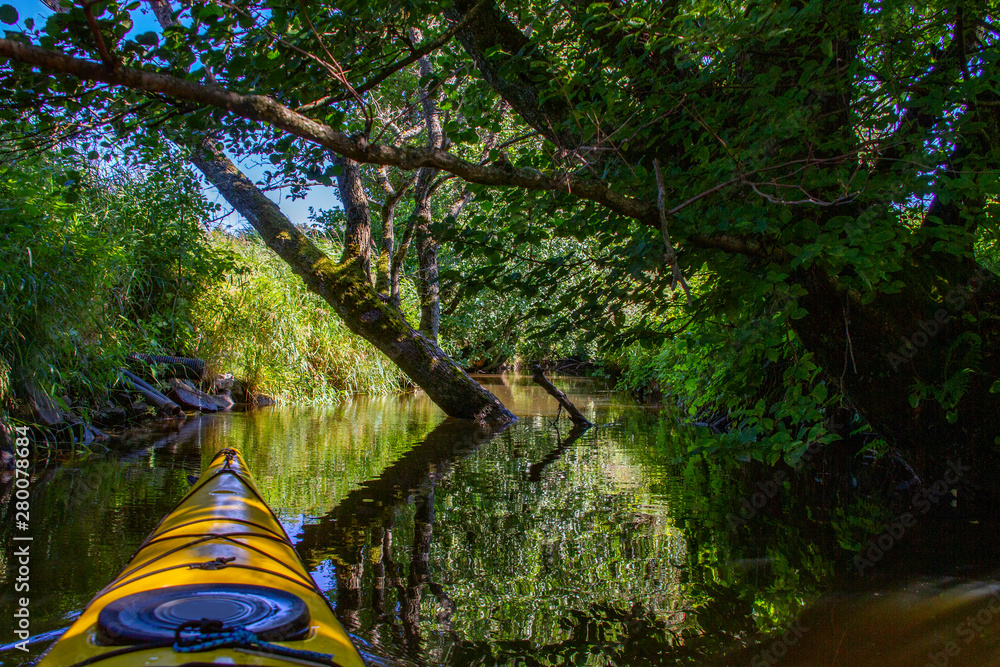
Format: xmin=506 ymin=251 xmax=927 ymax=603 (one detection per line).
xmin=531 ymin=365 xmax=592 ymax=427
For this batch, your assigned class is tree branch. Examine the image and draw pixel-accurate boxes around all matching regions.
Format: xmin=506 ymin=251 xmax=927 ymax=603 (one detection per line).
xmin=530 ymin=365 xmax=591 ymax=427
xmin=653 ymin=158 xmax=692 ymax=304
xmin=324 ymin=0 xmax=490 ymax=105
xmin=0 ymin=40 xmax=654 ymax=213
xmin=445 ymin=0 xmax=574 ymax=146
xmin=82 ymin=1 xmax=119 ymax=70
xmin=0 ymin=38 xmax=778 ymax=260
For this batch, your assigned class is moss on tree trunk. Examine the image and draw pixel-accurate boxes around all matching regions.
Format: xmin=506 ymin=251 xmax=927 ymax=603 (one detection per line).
xmin=191 ymin=141 xmax=515 ymax=424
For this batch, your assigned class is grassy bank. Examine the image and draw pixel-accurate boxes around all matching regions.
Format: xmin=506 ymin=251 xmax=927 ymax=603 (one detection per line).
xmin=187 ymin=233 xmax=409 ymax=402
xmin=0 ymin=155 xmax=408 ymax=444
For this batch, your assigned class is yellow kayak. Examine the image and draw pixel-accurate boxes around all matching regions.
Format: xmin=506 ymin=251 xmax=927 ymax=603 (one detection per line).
xmin=39 ymin=448 xmax=367 ymax=667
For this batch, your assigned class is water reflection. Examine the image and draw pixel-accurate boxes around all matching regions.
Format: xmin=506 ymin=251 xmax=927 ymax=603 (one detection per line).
xmin=296 ymin=418 xmax=505 ymax=563
xmin=289 ymin=414 xmax=692 ymax=665
xmin=3 ymin=375 xmax=1000 ymax=666
xmin=294 ymin=418 xmax=505 ymax=657
xmin=528 ymin=424 xmax=590 ymax=482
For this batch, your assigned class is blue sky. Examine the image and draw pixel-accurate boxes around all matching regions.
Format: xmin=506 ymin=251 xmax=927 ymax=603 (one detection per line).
xmin=5 ymin=0 xmax=341 ymax=229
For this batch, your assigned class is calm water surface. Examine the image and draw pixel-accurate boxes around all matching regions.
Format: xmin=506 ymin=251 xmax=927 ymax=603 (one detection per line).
xmin=2 ymin=376 xmax=1000 ymax=665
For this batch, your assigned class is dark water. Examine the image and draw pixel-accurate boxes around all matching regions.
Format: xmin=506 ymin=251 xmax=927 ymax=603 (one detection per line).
xmin=2 ymin=376 xmax=1000 ymax=666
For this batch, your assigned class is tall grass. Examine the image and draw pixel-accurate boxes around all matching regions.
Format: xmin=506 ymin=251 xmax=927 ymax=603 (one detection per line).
xmin=187 ymin=233 xmax=410 ymax=403
xmin=1 ymin=155 xmax=411 ymax=434
xmin=0 ymin=155 xmax=221 ymax=411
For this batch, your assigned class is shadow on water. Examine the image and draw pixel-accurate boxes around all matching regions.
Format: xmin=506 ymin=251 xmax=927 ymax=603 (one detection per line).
xmin=5 ymin=376 xmax=1000 ymax=666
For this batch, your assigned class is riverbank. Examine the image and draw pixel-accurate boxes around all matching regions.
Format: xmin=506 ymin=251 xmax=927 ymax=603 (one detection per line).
xmin=0 ymin=158 xmax=413 ymax=462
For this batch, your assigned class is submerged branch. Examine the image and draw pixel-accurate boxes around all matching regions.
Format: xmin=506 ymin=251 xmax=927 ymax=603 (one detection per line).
xmin=531 ymin=365 xmax=592 ymax=427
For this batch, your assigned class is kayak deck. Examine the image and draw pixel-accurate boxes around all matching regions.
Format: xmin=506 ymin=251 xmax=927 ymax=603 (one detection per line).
xmin=39 ymin=448 xmax=366 ymax=667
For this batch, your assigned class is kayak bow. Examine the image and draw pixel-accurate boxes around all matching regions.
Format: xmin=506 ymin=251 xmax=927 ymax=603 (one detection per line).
xmin=39 ymin=447 xmax=367 ymax=667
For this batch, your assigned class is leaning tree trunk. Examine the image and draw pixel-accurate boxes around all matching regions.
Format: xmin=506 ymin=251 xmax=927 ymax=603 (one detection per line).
xmin=190 ymin=141 xmax=515 ymax=424
xmin=146 ymin=0 xmax=511 ymax=423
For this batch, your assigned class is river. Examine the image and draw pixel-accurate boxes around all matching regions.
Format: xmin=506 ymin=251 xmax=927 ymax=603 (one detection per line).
xmin=2 ymin=375 xmax=999 ymax=665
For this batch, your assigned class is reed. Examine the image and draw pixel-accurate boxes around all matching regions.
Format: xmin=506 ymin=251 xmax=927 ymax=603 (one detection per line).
xmin=0 ymin=155 xmax=411 ymax=441
xmin=187 ymin=232 xmax=411 ymax=403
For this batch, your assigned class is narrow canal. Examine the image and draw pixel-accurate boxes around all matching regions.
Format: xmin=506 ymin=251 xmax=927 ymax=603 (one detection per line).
xmin=3 ymin=376 xmax=999 ymax=665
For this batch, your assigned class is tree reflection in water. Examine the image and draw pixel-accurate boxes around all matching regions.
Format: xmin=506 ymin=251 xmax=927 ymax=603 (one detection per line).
xmin=296 ymin=417 xmax=702 ymax=665
xmin=10 ymin=378 xmax=1000 ymax=666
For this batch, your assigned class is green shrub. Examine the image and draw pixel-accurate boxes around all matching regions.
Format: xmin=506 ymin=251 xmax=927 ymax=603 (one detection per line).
xmin=612 ymin=303 xmax=843 ymax=465
xmin=1 ymin=153 xmax=411 ymax=430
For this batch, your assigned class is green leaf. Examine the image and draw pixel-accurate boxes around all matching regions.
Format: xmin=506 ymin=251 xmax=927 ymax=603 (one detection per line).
xmin=135 ymin=31 xmax=159 ymax=47
xmin=812 ymin=383 xmax=827 ymax=402
xmin=0 ymin=4 xmax=18 ymax=24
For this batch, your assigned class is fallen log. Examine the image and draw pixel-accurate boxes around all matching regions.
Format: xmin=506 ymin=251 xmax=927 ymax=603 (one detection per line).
xmin=128 ymin=353 xmax=205 ymax=381
xmin=119 ymin=369 xmax=183 ymax=417
xmin=530 ymin=365 xmax=592 ymax=427
xmin=167 ymin=378 xmax=226 ymax=412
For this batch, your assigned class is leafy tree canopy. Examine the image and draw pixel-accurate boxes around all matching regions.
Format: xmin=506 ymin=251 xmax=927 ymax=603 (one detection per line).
xmin=1 ymin=0 xmax=999 ymax=465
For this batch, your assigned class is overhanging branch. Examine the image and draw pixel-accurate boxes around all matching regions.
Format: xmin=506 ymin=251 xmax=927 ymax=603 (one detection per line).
xmin=0 ymin=38 xmax=777 ymax=259
xmin=0 ymin=40 xmax=652 ymax=213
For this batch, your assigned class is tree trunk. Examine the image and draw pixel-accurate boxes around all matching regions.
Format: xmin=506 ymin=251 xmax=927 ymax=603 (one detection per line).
xmin=390 ymin=213 xmax=416 ymax=307
xmin=376 ymin=204 xmax=393 ymax=295
xmin=413 ymin=174 xmax=440 ymax=341
xmin=375 ymin=166 xmax=409 ymax=297
xmin=332 ymin=155 xmax=373 ymax=284
xmin=147 ymin=0 xmax=508 ymax=420
xmin=410 ymin=31 xmax=445 ymax=342
xmin=190 ymin=141 xmax=515 ymax=424
xmin=415 ymin=222 xmax=440 ymax=342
